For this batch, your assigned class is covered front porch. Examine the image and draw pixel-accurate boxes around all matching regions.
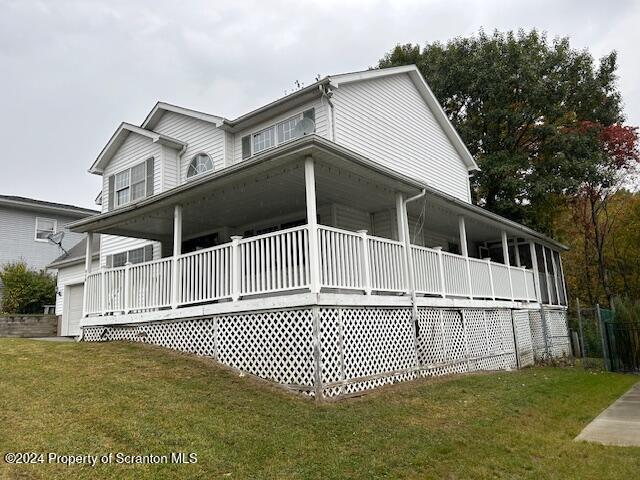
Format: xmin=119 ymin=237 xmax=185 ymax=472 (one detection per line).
xmin=72 ymin=137 xmax=567 ymax=325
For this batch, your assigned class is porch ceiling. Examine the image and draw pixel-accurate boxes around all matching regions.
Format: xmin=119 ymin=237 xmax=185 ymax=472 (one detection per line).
xmin=69 ymin=135 xmax=567 ymax=250
xmin=72 ymin=143 xmax=417 ymax=243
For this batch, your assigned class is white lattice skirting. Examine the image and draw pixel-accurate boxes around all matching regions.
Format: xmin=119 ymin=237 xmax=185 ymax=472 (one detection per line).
xmin=83 ymin=306 xmax=569 ymax=399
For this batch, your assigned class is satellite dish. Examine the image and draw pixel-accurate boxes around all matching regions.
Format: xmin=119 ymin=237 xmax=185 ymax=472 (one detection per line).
xmin=294 ymin=117 xmax=315 ymax=137
xmin=47 ymin=231 xmax=68 ymax=255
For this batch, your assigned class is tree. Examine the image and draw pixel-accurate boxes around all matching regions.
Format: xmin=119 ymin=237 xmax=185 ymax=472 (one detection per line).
xmin=379 ymin=29 xmax=625 ymax=234
xmin=0 ymin=262 xmax=56 ymax=314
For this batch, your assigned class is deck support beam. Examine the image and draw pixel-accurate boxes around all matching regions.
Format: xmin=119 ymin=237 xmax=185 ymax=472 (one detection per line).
xmin=171 ymin=204 xmax=183 ymax=309
xmin=305 ymin=156 xmax=320 ymax=294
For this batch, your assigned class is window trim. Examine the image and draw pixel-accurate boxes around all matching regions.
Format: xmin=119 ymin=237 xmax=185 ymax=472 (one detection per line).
xmin=35 ymin=217 xmax=57 ymax=242
xmin=242 ymin=108 xmax=315 ymax=158
xmin=186 ymin=152 xmax=214 ymax=180
xmin=113 ymin=159 xmax=151 ymax=208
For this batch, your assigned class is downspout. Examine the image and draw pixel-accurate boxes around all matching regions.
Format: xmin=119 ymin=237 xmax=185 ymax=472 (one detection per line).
xmin=403 ymin=189 xmax=427 ymax=320
xmin=319 ymin=84 xmax=335 ymax=141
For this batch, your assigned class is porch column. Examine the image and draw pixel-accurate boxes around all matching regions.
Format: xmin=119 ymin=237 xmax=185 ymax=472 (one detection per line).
xmin=541 ymin=246 xmax=553 ymax=305
xmin=501 ymin=230 xmax=514 ymax=300
xmin=458 ymin=216 xmax=468 ymax=257
xmin=459 ymin=216 xmax=473 ymax=299
xmin=396 ymin=192 xmax=414 ymax=295
xmin=84 ymin=232 xmax=93 ymax=273
xmin=82 ymin=232 xmax=93 ymax=318
xmin=171 ymin=204 xmax=183 ymax=309
xmin=501 ymin=231 xmax=510 ymax=266
xmin=514 ymin=240 xmax=522 ymax=267
xmin=305 ymin=156 xmax=320 ymax=294
xmin=529 ymin=242 xmax=543 ymax=303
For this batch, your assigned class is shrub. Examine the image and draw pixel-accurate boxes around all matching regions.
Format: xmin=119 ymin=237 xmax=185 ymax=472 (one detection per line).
xmin=0 ymin=262 xmax=56 ymax=314
xmin=612 ymin=297 xmax=640 ymax=324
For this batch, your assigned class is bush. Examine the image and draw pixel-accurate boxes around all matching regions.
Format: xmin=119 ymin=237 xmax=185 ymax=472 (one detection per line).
xmin=0 ymin=262 xmax=56 ymax=314
xmin=612 ymin=297 xmax=640 ymax=324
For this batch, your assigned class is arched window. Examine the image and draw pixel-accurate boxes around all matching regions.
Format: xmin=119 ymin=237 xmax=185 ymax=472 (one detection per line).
xmin=187 ymin=153 xmax=213 ymax=178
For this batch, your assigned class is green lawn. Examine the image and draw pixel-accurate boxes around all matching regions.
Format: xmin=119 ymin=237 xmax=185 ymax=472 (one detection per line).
xmin=1 ymin=339 xmax=638 ymax=479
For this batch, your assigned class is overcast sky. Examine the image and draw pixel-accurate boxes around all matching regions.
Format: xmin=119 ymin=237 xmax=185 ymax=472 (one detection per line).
xmin=1 ymin=0 xmax=638 ymax=209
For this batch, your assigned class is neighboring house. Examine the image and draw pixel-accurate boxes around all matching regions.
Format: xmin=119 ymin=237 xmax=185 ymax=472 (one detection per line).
xmin=62 ymin=65 xmax=570 ymax=399
xmin=0 ymin=195 xmax=97 ymax=304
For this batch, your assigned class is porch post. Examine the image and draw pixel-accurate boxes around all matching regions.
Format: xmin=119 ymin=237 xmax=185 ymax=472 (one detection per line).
xmin=396 ymin=192 xmax=413 ymax=295
xmin=529 ymin=242 xmax=543 ymax=303
xmin=541 ymin=246 xmax=553 ymax=305
xmin=459 ymin=216 xmax=473 ymax=299
xmin=514 ymin=240 xmax=522 ymax=267
xmin=171 ymin=204 xmax=183 ymax=309
xmin=304 ymin=156 xmax=320 ymax=294
xmin=82 ymin=232 xmax=93 ymax=318
xmin=501 ymin=230 xmax=514 ymax=301
xmin=558 ymin=254 xmax=568 ymax=306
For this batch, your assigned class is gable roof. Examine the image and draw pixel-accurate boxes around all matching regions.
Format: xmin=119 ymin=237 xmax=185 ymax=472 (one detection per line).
xmin=0 ymin=195 xmax=98 ymax=217
xmin=327 ymin=65 xmax=479 ymax=171
xmin=93 ymin=64 xmax=477 ymax=174
xmin=141 ymin=102 xmax=225 ymax=131
xmin=89 ymin=122 xmax=186 ymax=174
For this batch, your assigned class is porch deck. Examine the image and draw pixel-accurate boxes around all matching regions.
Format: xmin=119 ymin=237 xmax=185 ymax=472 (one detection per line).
xmin=83 ymin=222 xmax=538 ymax=320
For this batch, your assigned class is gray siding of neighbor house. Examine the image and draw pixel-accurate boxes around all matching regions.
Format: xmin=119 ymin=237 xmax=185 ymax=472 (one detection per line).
xmin=0 ymin=206 xmax=85 ymax=272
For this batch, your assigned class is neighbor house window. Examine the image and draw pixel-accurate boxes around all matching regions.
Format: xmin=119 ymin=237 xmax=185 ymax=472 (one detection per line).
xmin=187 ymin=153 xmax=214 ymax=178
xmin=242 ymin=108 xmax=315 ymax=159
xmin=35 ymin=217 xmax=56 ymax=242
xmin=109 ymin=158 xmax=154 ymax=210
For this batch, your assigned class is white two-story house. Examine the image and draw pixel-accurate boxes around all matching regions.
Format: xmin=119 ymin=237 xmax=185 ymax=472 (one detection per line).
xmin=63 ymin=65 xmax=569 ymax=399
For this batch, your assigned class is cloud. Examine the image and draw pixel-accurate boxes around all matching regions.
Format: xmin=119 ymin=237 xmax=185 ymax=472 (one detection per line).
xmin=0 ymin=0 xmax=637 ymax=208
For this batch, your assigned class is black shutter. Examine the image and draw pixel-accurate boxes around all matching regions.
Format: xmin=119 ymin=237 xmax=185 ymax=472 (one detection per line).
xmin=108 ymin=175 xmax=115 ymax=211
xmin=241 ymin=135 xmax=251 ymax=160
xmin=146 ymin=157 xmax=154 ymax=197
xmin=303 ymin=108 xmax=315 ymax=125
xmin=143 ymin=244 xmax=154 ymax=262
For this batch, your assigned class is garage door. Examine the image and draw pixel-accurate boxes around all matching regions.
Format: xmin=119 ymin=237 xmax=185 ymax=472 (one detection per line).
xmin=65 ymin=284 xmax=84 ymax=337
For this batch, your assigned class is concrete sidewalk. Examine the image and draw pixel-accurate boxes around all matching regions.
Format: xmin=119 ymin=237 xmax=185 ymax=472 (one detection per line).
xmin=575 ymin=381 xmax=640 ymax=447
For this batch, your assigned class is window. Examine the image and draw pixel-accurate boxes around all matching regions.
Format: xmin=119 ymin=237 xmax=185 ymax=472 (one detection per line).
xmin=241 ymin=108 xmax=315 ymax=159
xmin=277 ymin=116 xmax=299 ymax=143
xmin=107 ymin=245 xmax=153 ymax=268
xmin=35 ymin=217 xmax=56 ymax=241
xmin=109 ymin=158 xmax=154 ymax=210
xmin=187 ymin=153 xmax=214 ymax=178
xmin=252 ymin=126 xmax=275 ymax=153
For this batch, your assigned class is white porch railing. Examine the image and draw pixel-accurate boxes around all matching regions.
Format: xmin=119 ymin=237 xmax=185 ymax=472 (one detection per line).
xmin=84 ymin=223 xmax=539 ymax=316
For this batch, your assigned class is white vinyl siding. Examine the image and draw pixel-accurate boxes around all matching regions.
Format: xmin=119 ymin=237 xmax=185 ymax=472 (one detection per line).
xmin=232 ymin=97 xmax=329 ymax=165
xmin=153 ymin=111 xmax=224 ymax=184
xmin=101 ymin=133 xmax=161 ymax=214
xmin=332 ymin=73 xmax=471 ymax=203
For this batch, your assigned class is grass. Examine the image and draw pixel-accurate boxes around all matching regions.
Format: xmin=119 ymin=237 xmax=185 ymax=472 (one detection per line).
xmin=0 ymin=339 xmax=639 ymax=479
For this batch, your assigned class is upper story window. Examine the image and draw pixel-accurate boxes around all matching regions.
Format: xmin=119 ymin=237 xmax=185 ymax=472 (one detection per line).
xmin=35 ymin=217 xmax=56 ymax=242
xmin=187 ymin=153 xmax=214 ymax=178
xmin=242 ymin=108 xmax=315 ymax=160
xmin=108 ymin=158 xmax=154 ymax=211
